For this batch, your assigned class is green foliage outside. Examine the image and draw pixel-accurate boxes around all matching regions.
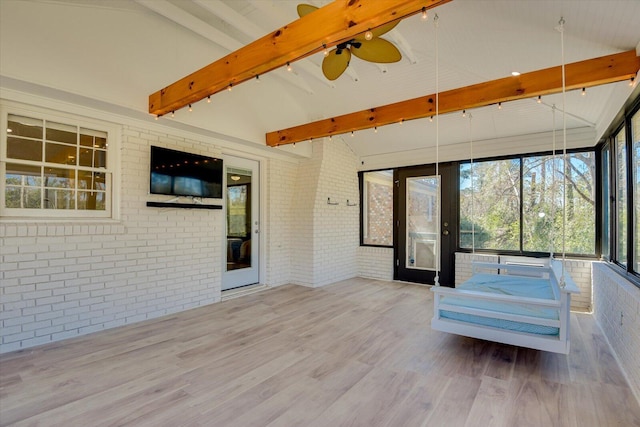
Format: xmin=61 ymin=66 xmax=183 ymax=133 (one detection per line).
xmin=460 ymin=152 xmax=596 ymax=255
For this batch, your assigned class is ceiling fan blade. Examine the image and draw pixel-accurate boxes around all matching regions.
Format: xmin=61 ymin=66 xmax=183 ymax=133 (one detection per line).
xmin=354 ymin=19 xmax=401 ymax=41
xmin=322 ymin=48 xmax=351 ymax=81
xmin=350 ymin=38 xmax=402 ymax=63
xmin=297 ymin=4 xmax=318 ymax=17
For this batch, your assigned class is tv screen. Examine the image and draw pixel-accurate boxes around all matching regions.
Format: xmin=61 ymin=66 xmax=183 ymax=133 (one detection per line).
xmin=150 ymin=146 xmax=223 ymax=198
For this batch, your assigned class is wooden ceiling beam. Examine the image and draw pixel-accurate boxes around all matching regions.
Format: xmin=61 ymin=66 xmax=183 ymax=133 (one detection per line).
xmin=148 ymin=0 xmax=451 ymax=117
xmin=266 ymin=49 xmax=640 ymax=147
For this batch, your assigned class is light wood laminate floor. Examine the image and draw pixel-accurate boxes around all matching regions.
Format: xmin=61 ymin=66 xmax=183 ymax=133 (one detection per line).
xmin=1 ymin=278 xmax=639 ymax=426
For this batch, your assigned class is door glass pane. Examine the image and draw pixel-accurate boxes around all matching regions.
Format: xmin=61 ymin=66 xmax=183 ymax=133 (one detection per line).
xmin=406 ymin=176 xmax=439 ymax=270
xmin=227 ymin=168 xmax=252 ymax=271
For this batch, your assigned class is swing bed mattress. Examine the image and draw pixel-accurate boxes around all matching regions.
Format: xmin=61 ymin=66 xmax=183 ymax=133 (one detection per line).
xmin=431 ymin=260 xmax=579 ymax=354
xmin=438 ymin=273 xmax=559 ymax=335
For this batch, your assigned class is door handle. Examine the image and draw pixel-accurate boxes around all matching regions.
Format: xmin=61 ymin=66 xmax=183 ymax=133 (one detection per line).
xmin=443 ymin=229 xmax=449 ymax=236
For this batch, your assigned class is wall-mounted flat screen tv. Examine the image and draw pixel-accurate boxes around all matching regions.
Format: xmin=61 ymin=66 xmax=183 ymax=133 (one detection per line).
xmin=150 ymin=146 xmax=223 ymax=198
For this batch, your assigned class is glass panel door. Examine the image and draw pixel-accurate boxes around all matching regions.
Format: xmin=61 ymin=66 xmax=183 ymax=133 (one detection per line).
xmin=395 ymin=163 xmax=456 ymax=286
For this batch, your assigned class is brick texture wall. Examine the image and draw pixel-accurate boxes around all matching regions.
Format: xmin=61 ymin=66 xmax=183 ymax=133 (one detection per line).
xmin=291 ymin=139 xmax=359 ymax=287
xmin=1 ymin=125 xmax=226 ymax=353
xmin=592 ymin=263 xmax=640 ymax=403
xmin=264 ymin=157 xmax=297 ymax=287
xmin=357 ymin=246 xmax=394 ymax=280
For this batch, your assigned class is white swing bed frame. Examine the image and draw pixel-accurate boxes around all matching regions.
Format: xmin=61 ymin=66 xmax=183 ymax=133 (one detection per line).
xmin=431 ymin=258 xmax=580 ymax=354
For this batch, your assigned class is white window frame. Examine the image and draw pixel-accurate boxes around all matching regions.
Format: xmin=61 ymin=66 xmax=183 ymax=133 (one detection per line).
xmin=0 ymin=102 xmax=120 ymax=219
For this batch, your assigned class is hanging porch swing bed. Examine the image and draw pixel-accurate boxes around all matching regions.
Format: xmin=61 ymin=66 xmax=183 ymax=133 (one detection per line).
xmin=431 ymin=258 xmax=580 ymax=354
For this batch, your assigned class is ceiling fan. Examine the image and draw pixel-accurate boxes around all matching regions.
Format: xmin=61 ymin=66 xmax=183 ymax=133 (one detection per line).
xmin=297 ymin=3 xmax=402 ymax=80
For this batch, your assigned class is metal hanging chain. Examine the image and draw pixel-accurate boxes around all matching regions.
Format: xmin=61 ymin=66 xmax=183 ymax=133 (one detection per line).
xmin=469 ymin=113 xmax=475 ymax=260
xmin=549 ymin=104 xmax=557 ymax=258
xmin=557 ymin=17 xmax=567 ymax=287
xmin=434 ymin=13 xmax=440 ymax=287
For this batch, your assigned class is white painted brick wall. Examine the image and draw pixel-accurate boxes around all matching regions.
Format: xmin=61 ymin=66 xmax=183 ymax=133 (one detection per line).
xmin=0 ymin=125 xmax=224 ymax=353
xmin=592 ymin=263 xmax=640 ymax=404
xmin=357 ymin=246 xmax=394 ymax=280
xmin=454 ymin=253 xmax=592 ymax=312
xmin=290 ymin=139 xmax=359 ymax=287
xmin=290 ymin=142 xmax=323 ymax=287
xmin=455 ymin=252 xmax=500 ymax=284
xmin=265 ymin=157 xmax=297 ymax=287
xmin=313 ymin=139 xmax=359 ymax=287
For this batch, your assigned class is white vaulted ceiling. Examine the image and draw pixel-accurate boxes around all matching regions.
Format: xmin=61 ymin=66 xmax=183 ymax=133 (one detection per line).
xmin=1 ymin=0 xmax=639 ymax=168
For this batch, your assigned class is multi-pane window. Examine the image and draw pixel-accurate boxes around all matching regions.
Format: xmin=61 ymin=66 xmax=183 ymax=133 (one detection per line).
xmin=361 ymin=170 xmax=393 ymax=246
xmin=523 ymin=152 xmax=596 ymax=254
xmin=601 ymin=144 xmax=610 ymax=260
xmin=459 ymin=159 xmax=520 ymax=250
xmin=633 ymin=112 xmax=640 ymax=271
xmin=606 ymin=100 xmax=640 ymax=284
xmin=615 ymin=127 xmax=628 ymax=265
xmin=2 ymin=109 xmax=113 ymax=217
xmin=460 ymin=152 xmax=596 ymax=255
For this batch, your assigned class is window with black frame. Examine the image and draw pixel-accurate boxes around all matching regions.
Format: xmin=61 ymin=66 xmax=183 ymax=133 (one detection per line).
xmin=360 ymin=169 xmax=394 ymax=247
xmin=459 ymin=151 xmax=596 ymax=256
xmin=600 ymin=95 xmax=640 ymax=285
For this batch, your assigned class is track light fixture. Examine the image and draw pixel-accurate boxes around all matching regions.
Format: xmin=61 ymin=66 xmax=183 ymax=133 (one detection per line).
xmin=537 ymin=95 xmax=542 ymax=103
xmin=581 ymin=87 xmax=586 ymax=96
xmin=421 ymin=7 xmax=428 ymax=20
xmin=351 ymin=131 xmax=354 ymax=137
xmin=287 ymin=62 xmax=292 ymax=72
xmin=630 ymin=77 xmax=636 ymax=87
xmin=462 ymin=110 xmax=466 ymax=118
xmin=188 ymin=104 xmax=192 ymax=112
xmin=228 ymin=83 xmax=233 ymax=91
xmin=498 ymin=102 xmax=502 ymax=110
xmin=207 ymin=96 xmax=211 ymax=103
xmin=171 ymin=111 xmax=175 ymax=118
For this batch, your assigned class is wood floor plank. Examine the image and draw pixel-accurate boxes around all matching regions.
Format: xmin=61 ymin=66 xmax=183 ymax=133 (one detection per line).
xmin=503 ymin=378 xmax=570 ymax=427
xmin=422 ymin=374 xmax=482 ymax=426
xmin=382 ymin=371 xmax=451 ymax=427
xmin=306 ymin=366 xmax=419 ymax=427
xmin=1 ymin=278 xmax=638 ymax=427
xmin=463 ymin=376 xmax=511 ymax=427
xmin=483 ymin=343 xmax=517 ymax=380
